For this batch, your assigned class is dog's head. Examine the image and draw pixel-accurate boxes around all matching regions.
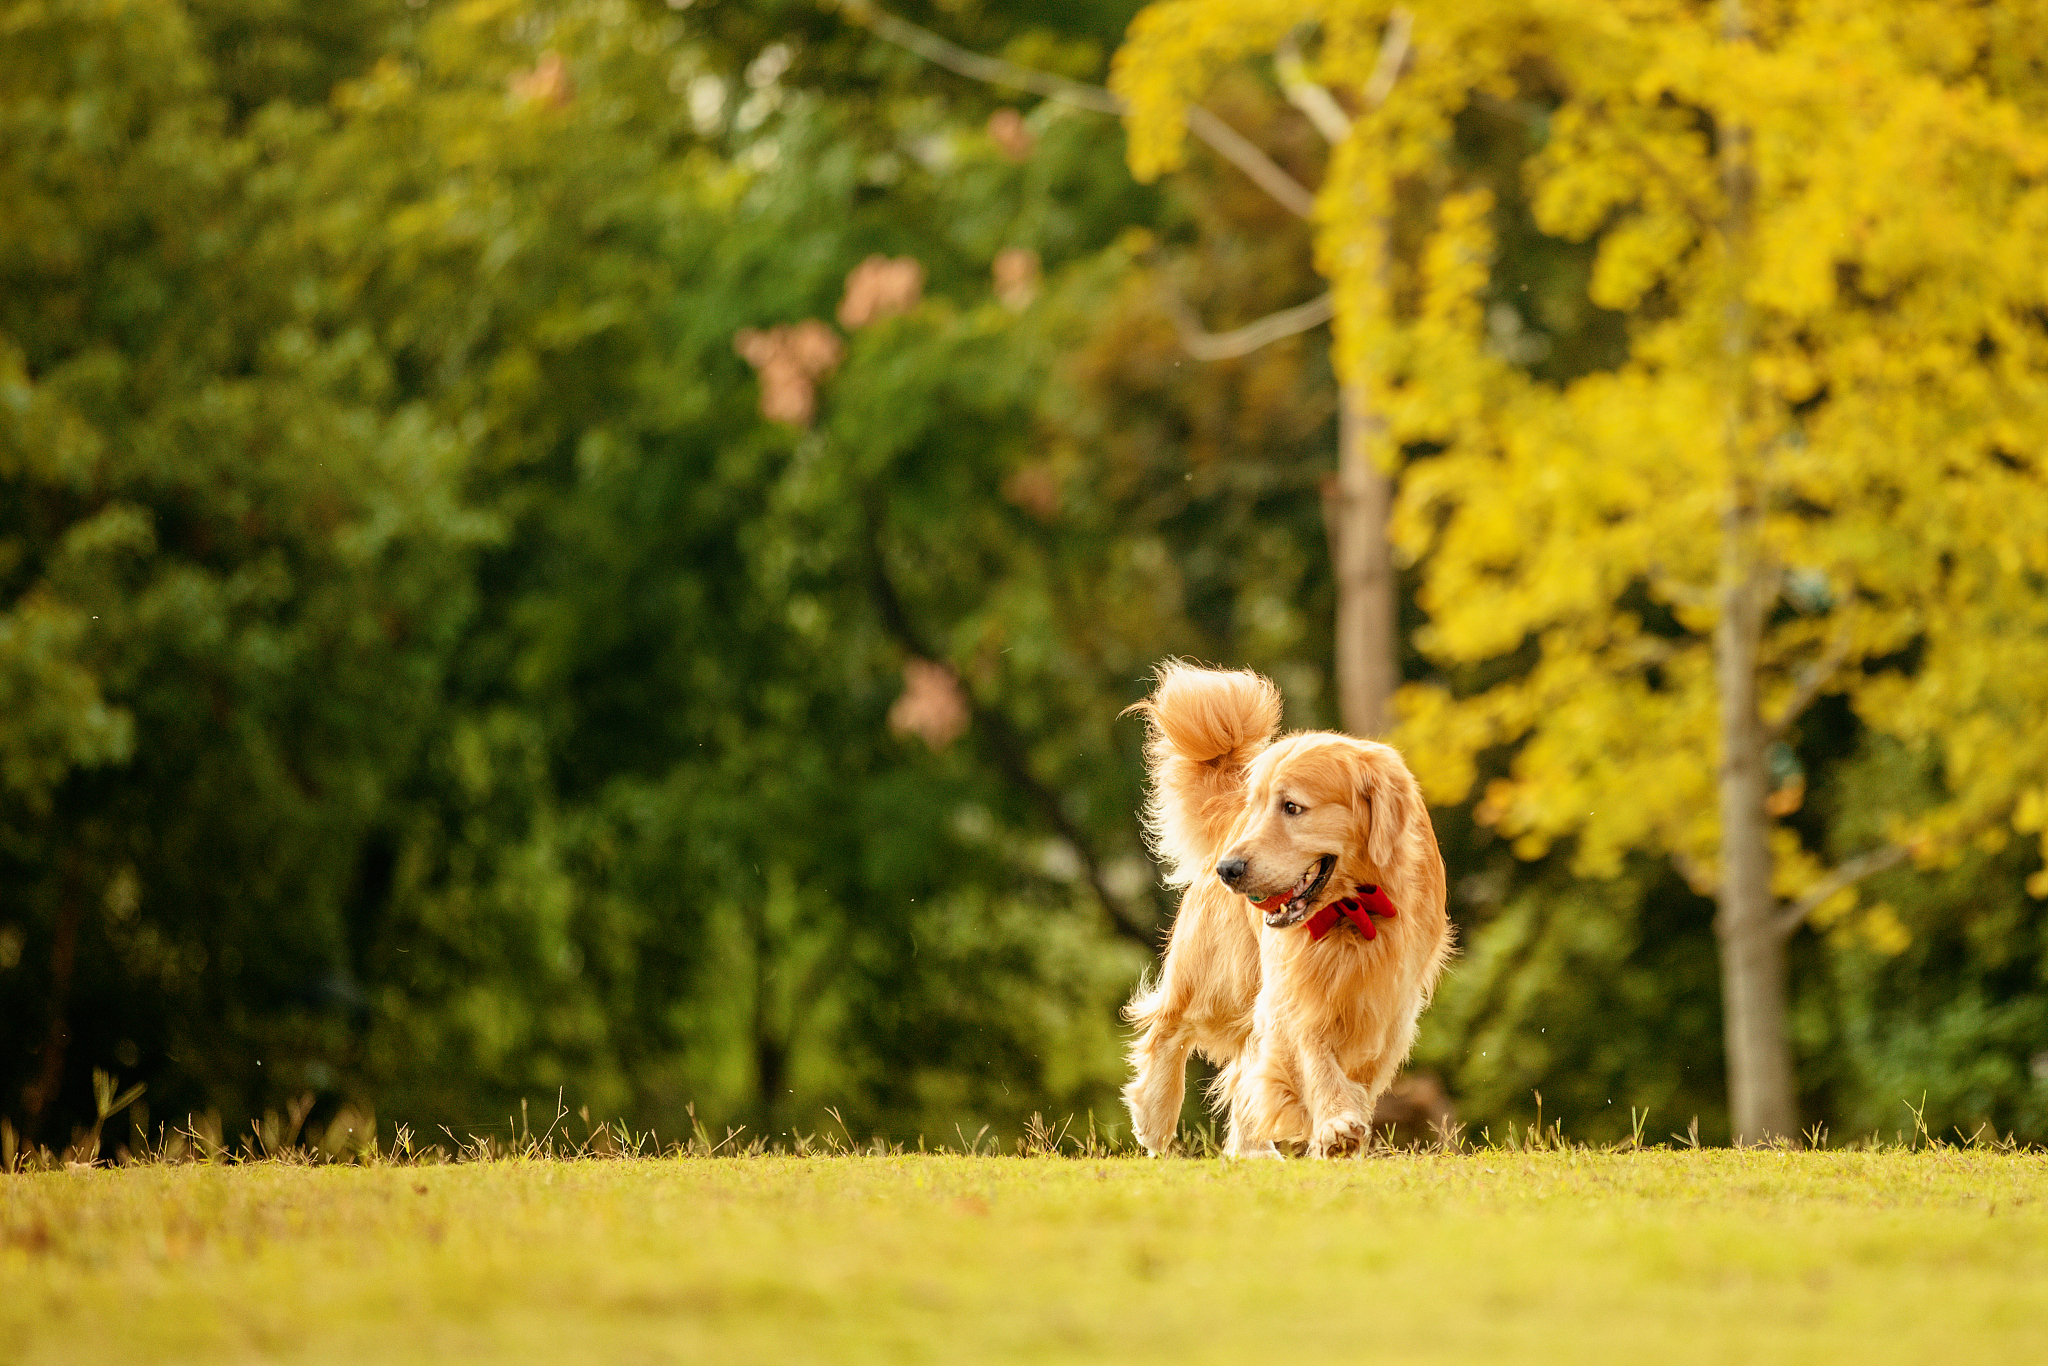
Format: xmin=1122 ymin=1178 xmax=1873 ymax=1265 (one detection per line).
xmin=1214 ymin=734 xmax=1429 ymax=930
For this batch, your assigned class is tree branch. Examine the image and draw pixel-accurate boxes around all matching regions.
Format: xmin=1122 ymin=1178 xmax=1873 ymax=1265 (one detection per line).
xmin=1159 ymin=284 xmax=1333 ymax=360
xmin=1275 ymin=10 xmax=1410 ymax=145
xmin=844 ymin=1 xmax=1317 ymax=219
xmin=1361 ymin=8 xmax=1414 ymax=110
xmin=1765 ymin=630 xmax=1852 ymax=738
xmin=1181 ymin=107 xmax=1316 ymax=218
xmin=844 ymin=1 xmax=1120 ymax=114
xmin=1274 ymin=31 xmax=1353 ymax=143
xmin=861 ymin=505 xmax=1156 ymax=949
xmin=1772 ymin=845 xmax=1907 ymax=938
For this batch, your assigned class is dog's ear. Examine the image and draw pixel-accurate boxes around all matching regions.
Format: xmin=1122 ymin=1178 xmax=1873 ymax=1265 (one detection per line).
xmin=1354 ymin=742 xmax=1424 ymax=877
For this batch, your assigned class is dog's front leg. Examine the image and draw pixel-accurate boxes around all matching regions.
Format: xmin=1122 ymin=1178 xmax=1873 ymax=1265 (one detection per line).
xmin=1298 ymin=1046 xmax=1376 ymax=1159
xmin=1222 ymin=1117 xmax=1282 ymax=1160
xmin=1121 ymin=1018 xmax=1192 ymax=1156
xmin=1216 ymin=1024 xmax=1306 ymax=1155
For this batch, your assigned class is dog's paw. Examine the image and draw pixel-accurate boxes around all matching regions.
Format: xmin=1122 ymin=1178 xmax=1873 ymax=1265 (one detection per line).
xmin=1308 ymin=1113 xmax=1370 ymax=1159
xmin=1226 ymin=1140 xmax=1284 ymax=1161
xmin=1123 ymin=1074 xmax=1183 ymax=1159
xmin=1131 ymin=1126 xmax=1174 ymax=1157
xmin=1125 ymin=1096 xmax=1173 ymax=1154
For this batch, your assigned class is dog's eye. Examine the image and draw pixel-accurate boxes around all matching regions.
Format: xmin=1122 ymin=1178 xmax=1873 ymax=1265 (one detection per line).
xmin=1282 ymin=800 xmax=1303 ymax=816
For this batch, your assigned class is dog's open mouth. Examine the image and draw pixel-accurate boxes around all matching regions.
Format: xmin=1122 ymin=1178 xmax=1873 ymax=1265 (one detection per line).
xmin=1250 ymin=855 xmax=1336 ymax=928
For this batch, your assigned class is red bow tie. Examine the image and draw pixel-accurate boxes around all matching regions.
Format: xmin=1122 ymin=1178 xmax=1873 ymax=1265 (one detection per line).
xmin=1306 ymin=885 xmax=1397 ymax=942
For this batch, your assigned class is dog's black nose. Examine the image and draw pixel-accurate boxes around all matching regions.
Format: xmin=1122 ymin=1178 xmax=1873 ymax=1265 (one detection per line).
xmin=1216 ymin=856 xmax=1248 ymax=888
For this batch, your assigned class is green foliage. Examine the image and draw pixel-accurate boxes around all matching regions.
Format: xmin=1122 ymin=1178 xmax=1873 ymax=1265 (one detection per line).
xmin=1412 ymin=856 xmax=1731 ymax=1145
xmin=1796 ymin=737 xmax=2048 ymax=1143
xmin=3 ymin=0 xmax=1339 ymax=1151
xmin=229 ymin=0 xmax=1173 ymax=1140
xmin=1 ymin=0 xmax=483 ymax=1135
xmin=8 ymin=0 xmax=2046 ymax=1159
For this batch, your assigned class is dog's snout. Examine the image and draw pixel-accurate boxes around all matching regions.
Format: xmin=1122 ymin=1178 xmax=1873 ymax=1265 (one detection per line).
xmin=1216 ymin=855 xmax=1249 ymax=888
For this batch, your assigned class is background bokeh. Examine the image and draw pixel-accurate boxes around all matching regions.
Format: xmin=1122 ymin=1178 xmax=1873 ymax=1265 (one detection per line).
xmin=4 ymin=0 xmax=2045 ymax=1156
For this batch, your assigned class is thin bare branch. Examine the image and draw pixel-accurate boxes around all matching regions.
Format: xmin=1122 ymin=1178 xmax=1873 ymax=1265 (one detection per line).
xmin=1766 ymin=630 xmax=1853 ymax=738
xmin=1275 ymin=31 xmax=1352 ymax=142
xmin=1276 ymin=10 xmax=1411 ymax=145
xmin=845 ymin=2 xmax=1120 ymax=113
xmin=1773 ymin=845 xmax=1907 ymax=938
xmin=1160 ymin=284 xmax=1333 ymax=360
xmin=860 ymin=502 xmax=1155 ymax=949
xmin=846 ymin=2 xmax=1317 ymax=219
xmin=1182 ymin=107 xmax=1317 ymax=217
xmin=1361 ymin=8 xmax=1414 ymax=109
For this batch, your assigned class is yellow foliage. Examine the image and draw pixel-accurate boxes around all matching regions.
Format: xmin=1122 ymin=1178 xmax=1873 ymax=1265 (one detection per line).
xmin=1115 ymin=0 xmax=2048 ymax=913
xmin=1846 ymin=901 xmax=1913 ymax=958
xmin=1111 ymin=0 xmax=1327 ymax=183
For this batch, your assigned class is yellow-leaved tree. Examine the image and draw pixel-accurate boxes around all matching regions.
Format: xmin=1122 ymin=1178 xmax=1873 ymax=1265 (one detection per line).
xmin=1114 ymin=0 xmax=2048 ymax=1142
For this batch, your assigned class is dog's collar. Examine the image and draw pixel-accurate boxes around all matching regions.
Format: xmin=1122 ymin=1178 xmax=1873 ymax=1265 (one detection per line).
xmin=1306 ymin=885 xmax=1397 ymax=942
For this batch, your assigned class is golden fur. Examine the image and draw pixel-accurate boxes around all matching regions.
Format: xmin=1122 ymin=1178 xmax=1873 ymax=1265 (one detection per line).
xmin=1122 ymin=661 xmax=1453 ymax=1158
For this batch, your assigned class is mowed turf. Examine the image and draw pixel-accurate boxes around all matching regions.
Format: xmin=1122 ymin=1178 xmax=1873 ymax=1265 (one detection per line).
xmin=5 ymin=1148 xmax=2046 ymax=1364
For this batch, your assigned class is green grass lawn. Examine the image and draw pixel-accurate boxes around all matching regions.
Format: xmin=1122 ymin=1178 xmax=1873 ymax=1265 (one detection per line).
xmin=6 ymin=1148 xmax=2046 ymax=1364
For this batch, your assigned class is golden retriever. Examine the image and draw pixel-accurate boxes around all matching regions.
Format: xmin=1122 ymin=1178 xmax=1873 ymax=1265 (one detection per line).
xmin=1121 ymin=661 xmax=1452 ymax=1157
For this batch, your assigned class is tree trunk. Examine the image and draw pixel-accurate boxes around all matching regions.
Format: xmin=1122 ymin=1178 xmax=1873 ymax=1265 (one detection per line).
xmin=1334 ymin=380 xmax=1397 ymax=737
xmin=755 ymin=1031 xmax=789 ymax=1132
xmin=750 ymin=906 xmax=786 ymax=1134
xmin=23 ymin=854 xmax=84 ymax=1140
xmin=1713 ymin=564 xmax=1795 ymax=1144
xmin=1711 ymin=0 xmax=1796 ymax=1145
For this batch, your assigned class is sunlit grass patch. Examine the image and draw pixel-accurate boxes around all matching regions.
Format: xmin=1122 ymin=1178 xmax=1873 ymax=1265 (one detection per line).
xmin=6 ymin=1135 xmax=2047 ymax=1365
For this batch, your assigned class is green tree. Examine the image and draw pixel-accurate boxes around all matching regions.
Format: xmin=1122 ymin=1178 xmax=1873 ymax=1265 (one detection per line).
xmin=4 ymin=0 xmax=1427 ymax=1148
xmin=1 ymin=0 xmax=481 ymax=1141
xmin=253 ymin=0 xmax=1198 ymax=1142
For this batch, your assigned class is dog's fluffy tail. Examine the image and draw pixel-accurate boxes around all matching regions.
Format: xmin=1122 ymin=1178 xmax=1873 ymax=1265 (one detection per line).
xmin=1123 ymin=661 xmax=1282 ymax=887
